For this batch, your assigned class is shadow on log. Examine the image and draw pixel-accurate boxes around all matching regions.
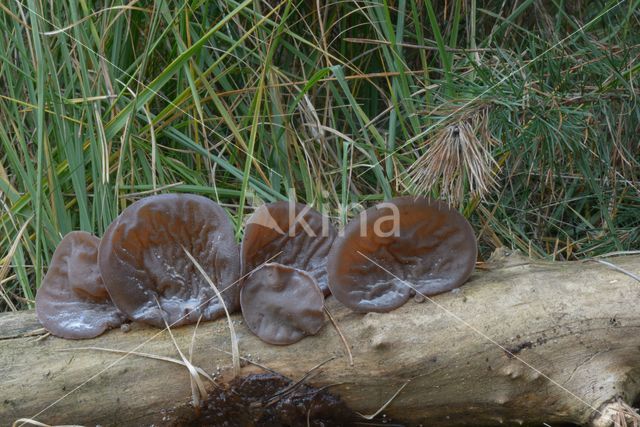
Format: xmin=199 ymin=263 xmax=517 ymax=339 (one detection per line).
xmin=1 ymin=250 xmax=640 ymax=426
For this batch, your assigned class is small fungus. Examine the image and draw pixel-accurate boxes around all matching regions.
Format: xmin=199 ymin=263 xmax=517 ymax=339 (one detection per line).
xmin=98 ymin=194 xmax=240 ymax=327
xmin=327 ymin=196 xmax=477 ymax=313
xmin=241 ymin=201 xmax=336 ymax=295
xmin=240 ymin=263 xmax=325 ymax=345
xmin=35 ymin=231 xmax=125 ymax=339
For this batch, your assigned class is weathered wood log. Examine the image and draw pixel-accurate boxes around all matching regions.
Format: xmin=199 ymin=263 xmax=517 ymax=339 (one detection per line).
xmin=2 ymin=250 xmax=640 ymax=426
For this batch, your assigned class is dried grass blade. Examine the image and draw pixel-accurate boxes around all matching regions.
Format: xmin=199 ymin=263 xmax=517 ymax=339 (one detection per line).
xmin=182 ymin=247 xmax=240 ymax=376
xmin=1 ymin=216 xmax=32 ymax=311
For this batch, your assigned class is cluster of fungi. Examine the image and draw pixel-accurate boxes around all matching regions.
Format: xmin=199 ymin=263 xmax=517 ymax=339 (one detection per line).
xmin=35 ymin=194 xmax=477 ymax=345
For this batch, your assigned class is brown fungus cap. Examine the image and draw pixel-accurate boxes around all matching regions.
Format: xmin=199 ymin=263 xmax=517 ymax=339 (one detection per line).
xmin=241 ymin=201 xmax=336 ymax=295
xmin=327 ymin=196 xmax=477 ymax=313
xmin=98 ymin=194 xmax=240 ymax=328
xmin=240 ymin=263 xmax=325 ymax=345
xmin=35 ymin=231 xmax=125 ymax=339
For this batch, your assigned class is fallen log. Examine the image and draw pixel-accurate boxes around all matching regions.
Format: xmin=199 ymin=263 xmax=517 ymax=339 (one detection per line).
xmin=1 ymin=250 xmax=640 ymax=426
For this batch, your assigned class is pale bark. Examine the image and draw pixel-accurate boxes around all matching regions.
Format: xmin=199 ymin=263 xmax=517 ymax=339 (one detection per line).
xmin=1 ymin=250 xmax=640 ymax=426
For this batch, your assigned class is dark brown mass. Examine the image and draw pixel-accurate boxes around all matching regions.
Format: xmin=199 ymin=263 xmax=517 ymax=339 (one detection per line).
xmin=327 ymin=196 xmax=477 ymax=313
xmin=241 ymin=201 xmax=336 ymax=295
xmin=98 ymin=194 xmax=240 ymax=328
xmin=240 ymin=263 xmax=325 ymax=345
xmin=35 ymin=231 xmax=125 ymax=339
xmin=172 ymin=372 xmax=360 ymax=426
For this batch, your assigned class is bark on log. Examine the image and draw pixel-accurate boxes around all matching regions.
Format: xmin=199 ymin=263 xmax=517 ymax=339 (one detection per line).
xmin=2 ymin=250 xmax=640 ymax=426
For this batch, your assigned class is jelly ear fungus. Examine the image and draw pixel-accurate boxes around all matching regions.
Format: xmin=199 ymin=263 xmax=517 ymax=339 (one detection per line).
xmin=35 ymin=231 xmax=125 ymax=339
xmin=35 ymin=194 xmax=477 ymax=344
xmin=241 ymin=201 xmax=336 ymax=295
xmin=240 ymin=263 xmax=325 ymax=345
xmin=98 ymin=194 xmax=241 ymax=328
xmin=327 ymin=196 xmax=477 ymax=313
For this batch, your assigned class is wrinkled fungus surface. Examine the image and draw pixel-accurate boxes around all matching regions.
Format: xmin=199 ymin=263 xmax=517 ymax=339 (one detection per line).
xmin=328 ymin=196 xmax=477 ymax=312
xmin=98 ymin=194 xmax=240 ymax=327
xmin=240 ymin=263 xmax=325 ymax=345
xmin=241 ymin=201 xmax=336 ymax=295
xmin=35 ymin=231 xmax=125 ymax=339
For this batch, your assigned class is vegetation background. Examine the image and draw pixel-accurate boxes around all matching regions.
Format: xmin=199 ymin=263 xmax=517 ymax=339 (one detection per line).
xmin=0 ymin=0 xmax=638 ymax=312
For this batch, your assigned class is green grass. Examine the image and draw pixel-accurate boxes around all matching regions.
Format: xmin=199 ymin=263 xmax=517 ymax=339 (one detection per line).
xmin=0 ymin=0 xmax=638 ymax=311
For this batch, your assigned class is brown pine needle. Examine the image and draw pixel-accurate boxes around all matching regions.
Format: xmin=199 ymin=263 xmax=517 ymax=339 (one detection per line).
xmin=356 ymin=379 xmax=411 ymax=420
xmin=267 ymin=356 xmax=336 ymax=406
xmin=407 ymin=106 xmax=499 ymax=206
xmin=607 ymin=397 xmax=640 ymax=427
xmin=324 ymin=306 xmax=354 ymax=366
